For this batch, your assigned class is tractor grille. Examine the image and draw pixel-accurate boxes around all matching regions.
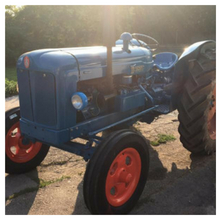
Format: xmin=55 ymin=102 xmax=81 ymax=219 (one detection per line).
xmin=18 ymin=70 xmax=57 ymax=127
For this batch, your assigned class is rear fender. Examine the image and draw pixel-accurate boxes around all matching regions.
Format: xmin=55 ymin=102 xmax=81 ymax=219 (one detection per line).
xmin=171 ymin=40 xmax=216 ymax=110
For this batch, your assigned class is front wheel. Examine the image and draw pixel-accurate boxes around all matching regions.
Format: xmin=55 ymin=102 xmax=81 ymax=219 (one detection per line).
xmin=6 ymin=107 xmax=50 ymax=174
xmin=83 ymin=130 xmax=150 ymax=214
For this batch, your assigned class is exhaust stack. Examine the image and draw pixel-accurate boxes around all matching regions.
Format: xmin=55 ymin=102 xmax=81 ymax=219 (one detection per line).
xmin=103 ymin=6 xmax=115 ymax=93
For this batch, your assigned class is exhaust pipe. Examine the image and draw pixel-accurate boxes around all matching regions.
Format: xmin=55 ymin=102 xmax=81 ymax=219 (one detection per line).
xmin=103 ymin=6 xmax=115 ymax=93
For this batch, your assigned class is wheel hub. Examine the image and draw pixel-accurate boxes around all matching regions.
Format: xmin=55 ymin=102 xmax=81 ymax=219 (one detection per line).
xmin=105 ymin=148 xmax=141 ymax=207
xmin=6 ymin=121 xmax=42 ymax=163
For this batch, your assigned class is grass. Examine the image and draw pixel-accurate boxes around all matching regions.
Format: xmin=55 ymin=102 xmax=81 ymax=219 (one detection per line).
xmin=150 ymin=134 xmax=176 ymax=146
xmin=6 ymin=175 xmax=71 ymax=200
xmin=39 ymin=176 xmax=71 ymax=188
xmin=6 ymin=67 xmax=17 ymax=82
xmin=78 ymin=171 xmax=83 ymax=176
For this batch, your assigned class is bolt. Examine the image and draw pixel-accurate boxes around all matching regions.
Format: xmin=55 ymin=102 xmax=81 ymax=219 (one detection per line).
xmin=70 ymin=128 xmax=73 ymax=132
xmin=110 ymin=187 xmax=116 ymax=195
xmin=125 ymin=156 xmax=131 ymax=165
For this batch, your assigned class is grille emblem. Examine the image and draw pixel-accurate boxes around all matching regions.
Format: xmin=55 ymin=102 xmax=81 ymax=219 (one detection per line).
xmin=24 ymin=56 xmax=30 ymax=68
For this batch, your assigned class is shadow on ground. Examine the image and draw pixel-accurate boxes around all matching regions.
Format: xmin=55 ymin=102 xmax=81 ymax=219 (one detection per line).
xmin=5 ymin=169 xmax=39 ymax=215
xmin=72 ymin=144 xmax=216 ymax=215
xmin=5 ymin=144 xmax=216 ymax=215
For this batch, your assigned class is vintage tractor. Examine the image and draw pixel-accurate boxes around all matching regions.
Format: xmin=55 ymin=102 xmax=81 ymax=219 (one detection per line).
xmin=5 ymin=32 xmax=216 ymax=214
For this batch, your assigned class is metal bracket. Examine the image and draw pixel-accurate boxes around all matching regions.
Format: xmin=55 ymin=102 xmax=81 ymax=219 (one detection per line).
xmin=139 ymin=84 xmax=154 ymax=106
xmin=53 ymin=140 xmax=96 ymax=162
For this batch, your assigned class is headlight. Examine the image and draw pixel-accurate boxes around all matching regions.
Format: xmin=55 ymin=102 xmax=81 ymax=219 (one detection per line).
xmin=71 ymin=92 xmax=88 ymax=110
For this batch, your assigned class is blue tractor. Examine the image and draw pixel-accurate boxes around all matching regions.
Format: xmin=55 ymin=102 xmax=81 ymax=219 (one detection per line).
xmin=5 ymin=32 xmax=216 ymax=214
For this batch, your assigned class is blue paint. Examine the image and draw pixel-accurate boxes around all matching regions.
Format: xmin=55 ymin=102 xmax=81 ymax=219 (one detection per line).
xmin=115 ymin=90 xmax=146 ymax=112
xmin=154 ymin=52 xmax=178 ymax=71
xmin=88 ymin=106 xmax=158 ymax=136
xmin=19 ymin=105 xmax=157 ymax=146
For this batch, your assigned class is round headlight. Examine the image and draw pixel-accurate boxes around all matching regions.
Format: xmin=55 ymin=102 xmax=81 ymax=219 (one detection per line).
xmin=71 ymin=92 xmax=88 ymax=110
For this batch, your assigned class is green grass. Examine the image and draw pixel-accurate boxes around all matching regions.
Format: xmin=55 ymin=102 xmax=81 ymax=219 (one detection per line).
xmin=39 ymin=176 xmax=71 ymax=188
xmin=6 ymin=175 xmax=71 ymax=200
xmin=150 ymin=134 xmax=176 ymax=146
xmin=6 ymin=67 xmax=17 ymax=82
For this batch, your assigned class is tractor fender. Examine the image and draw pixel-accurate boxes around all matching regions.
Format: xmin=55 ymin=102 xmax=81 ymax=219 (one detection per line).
xmin=171 ymin=40 xmax=216 ymax=110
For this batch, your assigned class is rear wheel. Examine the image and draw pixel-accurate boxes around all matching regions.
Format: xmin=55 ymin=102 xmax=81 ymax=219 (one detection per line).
xmin=177 ymin=45 xmax=216 ymax=154
xmin=6 ymin=107 xmax=50 ymax=174
xmin=83 ymin=130 xmax=150 ymax=214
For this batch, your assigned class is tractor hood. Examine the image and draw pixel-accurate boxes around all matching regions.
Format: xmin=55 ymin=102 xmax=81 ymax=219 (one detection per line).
xmin=17 ymin=46 xmax=153 ymax=81
xmin=16 ymin=45 xmax=153 ymax=132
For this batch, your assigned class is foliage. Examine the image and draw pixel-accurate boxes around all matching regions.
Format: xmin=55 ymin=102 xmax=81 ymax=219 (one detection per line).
xmin=5 ymin=78 xmax=18 ymax=97
xmin=150 ymin=134 xmax=176 ymax=146
xmin=6 ymin=67 xmax=17 ymax=81
xmin=5 ymin=5 xmax=216 ymax=67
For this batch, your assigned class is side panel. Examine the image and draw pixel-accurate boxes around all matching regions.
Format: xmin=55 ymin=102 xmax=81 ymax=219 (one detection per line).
xmin=65 ymin=46 xmax=153 ymax=81
xmin=115 ymin=91 xmax=146 ymax=112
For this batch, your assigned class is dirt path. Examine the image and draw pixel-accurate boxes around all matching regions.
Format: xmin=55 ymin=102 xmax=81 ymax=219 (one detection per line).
xmin=5 ymin=96 xmax=216 ymax=214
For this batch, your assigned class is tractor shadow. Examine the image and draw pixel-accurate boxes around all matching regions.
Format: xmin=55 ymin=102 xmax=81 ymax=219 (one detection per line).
xmin=4 ymin=144 xmax=215 ymax=214
xmin=72 ymin=143 xmax=216 ymax=214
xmin=5 ymin=169 xmax=39 ymax=215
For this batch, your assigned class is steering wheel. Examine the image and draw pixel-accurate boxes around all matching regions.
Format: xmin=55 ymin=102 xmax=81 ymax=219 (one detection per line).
xmin=132 ymin=33 xmax=159 ymax=51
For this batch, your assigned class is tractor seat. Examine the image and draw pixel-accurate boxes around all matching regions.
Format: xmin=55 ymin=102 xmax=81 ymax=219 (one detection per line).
xmin=154 ymin=52 xmax=178 ymax=71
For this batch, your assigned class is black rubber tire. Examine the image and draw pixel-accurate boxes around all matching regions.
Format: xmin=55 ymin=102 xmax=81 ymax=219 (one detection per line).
xmin=102 ymin=124 xmax=141 ymax=137
xmin=177 ymin=47 xmax=216 ymax=155
xmin=83 ymin=129 xmax=150 ymax=214
xmin=6 ymin=107 xmax=50 ymax=174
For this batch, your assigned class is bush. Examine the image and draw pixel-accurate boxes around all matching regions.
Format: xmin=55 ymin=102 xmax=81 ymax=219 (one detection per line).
xmin=5 ymin=78 xmax=18 ymax=97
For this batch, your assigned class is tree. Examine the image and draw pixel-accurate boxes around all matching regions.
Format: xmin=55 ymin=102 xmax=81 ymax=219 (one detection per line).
xmin=5 ymin=5 xmax=216 ymax=67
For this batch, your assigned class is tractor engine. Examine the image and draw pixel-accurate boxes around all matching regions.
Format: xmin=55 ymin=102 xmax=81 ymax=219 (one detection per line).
xmin=77 ymin=68 xmax=173 ymax=122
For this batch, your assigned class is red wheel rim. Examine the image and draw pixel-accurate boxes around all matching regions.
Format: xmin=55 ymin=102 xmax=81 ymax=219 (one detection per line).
xmin=207 ymin=86 xmax=216 ymax=140
xmin=6 ymin=122 xmax=42 ymax=163
xmin=105 ymin=148 xmax=141 ymax=207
